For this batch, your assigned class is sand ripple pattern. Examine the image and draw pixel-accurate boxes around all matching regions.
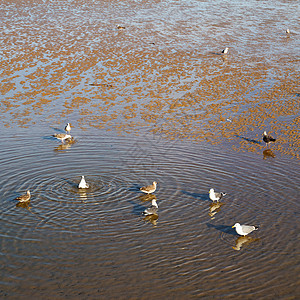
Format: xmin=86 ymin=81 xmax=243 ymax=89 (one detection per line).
xmin=0 ymin=0 xmax=299 ymax=295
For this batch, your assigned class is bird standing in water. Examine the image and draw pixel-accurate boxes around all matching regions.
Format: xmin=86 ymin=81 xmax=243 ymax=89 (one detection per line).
xmin=65 ymin=123 xmax=71 ymax=133
xmin=140 ymin=181 xmax=158 ymax=194
xmin=209 ymin=188 xmax=226 ymax=202
xmin=222 ymin=47 xmax=229 ymax=54
xmin=232 ymin=223 xmax=259 ymax=236
xmin=263 ymin=131 xmax=276 ymax=147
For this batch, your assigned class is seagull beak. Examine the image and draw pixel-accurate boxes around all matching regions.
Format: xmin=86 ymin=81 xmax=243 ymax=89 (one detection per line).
xmin=232 ymin=225 xmax=235 ymax=228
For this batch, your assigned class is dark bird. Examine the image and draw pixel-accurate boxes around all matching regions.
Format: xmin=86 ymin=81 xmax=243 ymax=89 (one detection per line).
xmin=15 ymin=190 xmax=31 ymax=203
xmin=263 ymin=131 xmax=276 ymax=147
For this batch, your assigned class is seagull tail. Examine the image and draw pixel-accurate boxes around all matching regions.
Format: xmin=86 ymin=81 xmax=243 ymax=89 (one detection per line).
xmin=254 ymin=226 xmax=259 ymax=230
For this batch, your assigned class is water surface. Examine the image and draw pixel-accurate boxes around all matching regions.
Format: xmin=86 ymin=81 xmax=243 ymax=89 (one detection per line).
xmin=0 ymin=0 xmax=299 ymax=299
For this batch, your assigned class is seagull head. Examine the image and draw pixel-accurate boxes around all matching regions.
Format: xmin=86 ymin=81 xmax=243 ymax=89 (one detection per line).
xmin=27 ymin=190 xmax=30 ymax=196
xmin=232 ymin=223 xmax=240 ymax=228
xmin=209 ymin=188 xmax=214 ymax=193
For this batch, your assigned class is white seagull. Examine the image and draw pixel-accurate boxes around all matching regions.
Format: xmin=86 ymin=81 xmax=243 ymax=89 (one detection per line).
xmin=209 ymin=188 xmax=226 ymax=202
xmin=232 ymin=223 xmax=259 ymax=236
xmin=65 ymin=123 xmax=71 ymax=133
xmin=222 ymin=47 xmax=229 ymax=54
xmin=15 ymin=190 xmax=31 ymax=203
xmin=140 ymin=181 xmax=157 ymax=194
xmin=143 ymin=199 xmax=158 ymax=216
xmin=78 ymin=176 xmax=89 ymax=189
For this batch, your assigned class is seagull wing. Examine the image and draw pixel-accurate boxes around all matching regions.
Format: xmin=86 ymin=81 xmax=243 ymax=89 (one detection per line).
xmin=241 ymin=225 xmax=256 ymax=234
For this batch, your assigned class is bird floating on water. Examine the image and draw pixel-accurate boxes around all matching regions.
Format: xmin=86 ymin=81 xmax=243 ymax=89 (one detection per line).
xmin=15 ymin=190 xmax=31 ymax=203
xmin=53 ymin=133 xmax=72 ymax=143
xmin=232 ymin=223 xmax=259 ymax=236
xmin=263 ymin=131 xmax=276 ymax=147
xmin=65 ymin=123 xmax=71 ymax=133
xmin=222 ymin=47 xmax=229 ymax=54
xmin=143 ymin=199 xmax=158 ymax=216
xmin=117 ymin=24 xmax=126 ymax=30
xmin=78 ymin=176 xmax=89 ymax=189
xmin=286 ymin=28 xmax=290 ymax=34
xmin=209 ymin=188 xmax=226 ymax=202
xmin=140 ymin=181 xmax=158 ymax=194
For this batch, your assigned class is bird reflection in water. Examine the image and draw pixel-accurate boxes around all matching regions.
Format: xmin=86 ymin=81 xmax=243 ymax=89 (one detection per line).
xmin=16 ymin=201 xmax=31 ymax=210
xmin=232 ymin=236 xmax=259 ymax=251
xmin=263 ymin=149 xmax=275 ymax=159
xmin=209 ymin=201 xmax=224 ymax=219
xmin=54 ymin=138 xmax=76 ymax=152
xmin=139 ymin=193 xmax=156 ymax=202
xmin=143 ymin=214 xmax=158 ymax=227
xmin=221 ymin=54 xmax=228 ymax=65
xmin=78 ymin=191 xmax=88 ymax=202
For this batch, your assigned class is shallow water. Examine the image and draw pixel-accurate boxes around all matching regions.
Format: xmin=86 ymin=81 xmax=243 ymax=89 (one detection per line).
xmin=0 ymin=0 xmax=300 ymax=299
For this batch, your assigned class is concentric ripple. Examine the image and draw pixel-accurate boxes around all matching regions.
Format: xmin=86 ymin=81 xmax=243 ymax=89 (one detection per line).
xmin=0 ymin=124 xmax=299 ymax=298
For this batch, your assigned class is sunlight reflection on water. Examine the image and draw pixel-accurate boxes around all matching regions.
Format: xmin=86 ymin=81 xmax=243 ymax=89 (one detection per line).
xmin=0 ymin=0 xmax=299 ymax=298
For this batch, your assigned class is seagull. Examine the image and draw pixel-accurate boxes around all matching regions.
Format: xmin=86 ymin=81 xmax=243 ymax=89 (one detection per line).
xmin=15 ymin=190 xmax=31 ymax=203
xmin=78 ymin=176 xmax=89 ymax=189
xmin=286 ymin=28 xmax=290 ymax=34
xmin=65 ymin=123 xmax=71 ymax=133
xmin=117 ymin=24 xmax=126 ymax=30
xmin=222 ymin=47 xmax=229 ymax=54
xmin=143 ymin=199 xmax=158 ymax=216
xmin=209 ymin=188 xmax=226 ymax=202
xmin=232 ymin=223 xmax=259 ymax=236
xmin=53 ymin=133 xmax=72 ymax=143
xmin=263 ymin=131 xmax=276 ymax=147
xmin=140 ymin=181 xmax=158 ymax=194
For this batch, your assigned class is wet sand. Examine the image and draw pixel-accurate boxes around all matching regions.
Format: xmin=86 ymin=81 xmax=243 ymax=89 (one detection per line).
xmin=0 ymin=0 xmax=300 ymax=299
